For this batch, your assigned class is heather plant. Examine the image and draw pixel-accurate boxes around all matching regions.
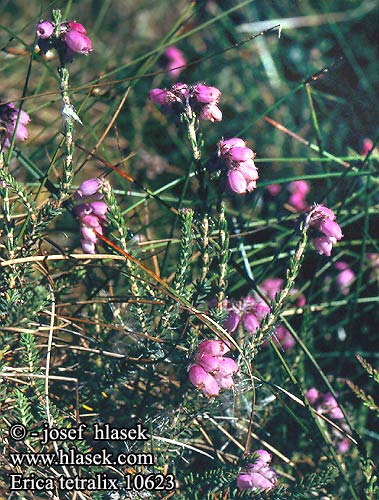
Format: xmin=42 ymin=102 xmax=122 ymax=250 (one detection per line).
xmin=0 ymin=2 xmax=378 ymax=500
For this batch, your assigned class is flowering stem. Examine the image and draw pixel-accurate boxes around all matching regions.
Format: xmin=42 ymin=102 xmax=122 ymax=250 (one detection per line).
xmin=58 ymin=65 xmax=76 ymax=201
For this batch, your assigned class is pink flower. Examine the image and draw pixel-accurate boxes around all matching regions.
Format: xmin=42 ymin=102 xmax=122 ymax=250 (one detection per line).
xmin=36 ymin=19 xmax=93 ymax=60
xmin=242 ymin=312 xmax=260 ymax=333
xmin=67 ymin=21 xmax=87 ymax=34
xmin=217 ymin=137 xmax=258 ymax=195
xmin=308 ymin=205 xmax=343 ymax=256
xmin=164 ymin=46 xmax=186 ymax=79
xmin=219 ymin=138 xmax=246 ymax=152
xmin=195 ymin=353 xmax=221 ymax=373
xmin=36 ymin=21 xmax=54 ymax=39
xmin=189 ymin=339 xmax=238 ymax=397
xmin=335 ymin=262 xmax=355 ymax=295
xmin=289 ymin=192 xmax=308 ymax=211
xmin=267 ymin=183 xmax=282 ymax=196
xmin=74 ymin=179 xmax=108 ymax=254
xmin=198 ymin=339 xmax=230 ymax=356
xmin=306 ymin=387 xmax=349 ymax=452
xmin=237 ymin=449 xmax=278 ymax=491
xmin=287 ymin=181 xmax=310 ymax=211
xmin=76 ymin=178 xmax=102 ymax=198
xmin=227 ymin=146 xmax=255 ymax=162
xmin=188 ymin=365 xmax=220 ymax=397
xmin=149 ymin=88 xmax=169 ymax=105
xmin=149 ymin=82 xmax=222 ymax=123
xmin=274 ymin=325 xmax=295 ymax=350
xmin=319 ymin=219 xmax=343 ymax=240
xmin=360 ymin=138 xmax=374 ymax=156
xmin=65 ymin=29 xmax=92 ymax=55
xmin=0 ymin=101 xmax=31 ymax=148
xmin=223 ymin=310 xmax=240 ymax=333
xmin=227 ymin=169 xmax=247 ymax=194
xmin=213 ymin=373 xmax=234 ymax=389
xmin=193 ymin=84 xmax=221 ymax=104
xmin=313 ymin=236 xmax=334 ymax=257
xmin=305 ymin=387 xmax=320 ymax=405
xmin=80 ymin=240 xmax=96 ymax=254
xmin=199 ymin=103 xmax=222 ymax=122
xmin=259 ymin=277 xmax=306 ymax=307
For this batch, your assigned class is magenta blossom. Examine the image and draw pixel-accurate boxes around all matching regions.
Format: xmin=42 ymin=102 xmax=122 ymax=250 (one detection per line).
xmin=164 ymin=46 xmax=186 ymax=79
xmin=0 ymin=101 xmax=30 ymax=149
xmin=306 ymin=387 xmax=350 ymax=453
xmin=215 ymin=137 xmax=258 ymax=195
xmin=287 ymin=180 xmax=310 ymax=211
xmin=74 ymin=179 xmax=108 ymax=254
xmin=36 ymin=18 xmax=93 ymax=60
xmin=266 ymin=183 xmax=282 ymax=196
xmin=360 ymin=138 xmax=374 ymax=156
xmin=307 ymin=205 xmax=343 ymax=256
xmin=335 ymin=261 xmax=355 ymax=295
xmin=223 ymin=296 xmax=269 ymax=335
xmin=189 ymin=339 xmax=238 ymax=397
xmin=237 ymin=449 xmax=278 ymax=491
xmin=149 ymin=82 xmax=222 ymax=122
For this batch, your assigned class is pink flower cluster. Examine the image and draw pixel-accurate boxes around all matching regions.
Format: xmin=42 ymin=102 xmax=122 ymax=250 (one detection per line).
xmin=188 ymin=339 xmax=238 ymax=397
xmin=217 ymin=138 xmax=259 ymax=194
xmin=222 ymin=278 xmax=305 ymax=349
xmin=308 ymin=205 xmax=343 ymax=257
xmin=149 ymin=83 xmax=222 ymax=122
xmin=36 ymin=20 xmax=92 ymax=58
xmin=306 ymin=388 xmax=351 ymax=453
xmin=74 ymin=178 xmax=108 ymax=254
xmin=0 ymin=101 xmax=30 ymax=149
xmin=287 ymin=180 xmax=310 ymax=211
xmin=237 ymin=449 xmax=278 ymax=491
xmin=223 ymin=296 xmax=269 ymax=335
xmin=164 ymin=46 xmax=186 ymax=79
xmin=335 ymin=261 xmax=355 ymax=296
